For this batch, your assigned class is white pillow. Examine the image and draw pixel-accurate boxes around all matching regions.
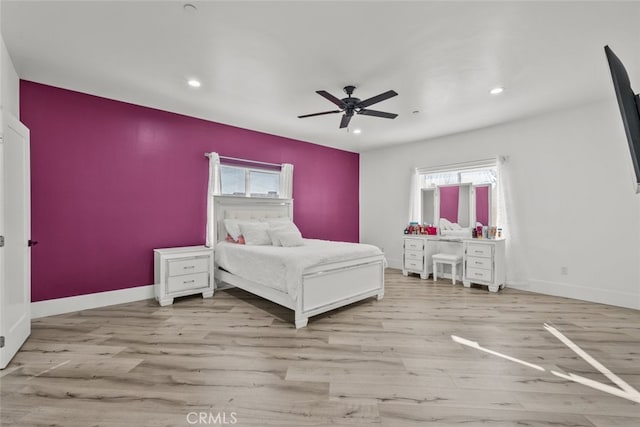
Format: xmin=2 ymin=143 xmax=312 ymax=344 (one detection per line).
xmin=439 ymin=218 xmax=453 ymax=230
xmin=224 ymin=219 xmax=243 ymax=241
xmin=267 ymin=220 xmax=302 ymax=246
xmin=276 ymin=230 xmax=304 ymax=247
xmin=239 ymin=222 xmax=272 ymax=245
xmin=267 ymin=228 xmax=283 ymax=246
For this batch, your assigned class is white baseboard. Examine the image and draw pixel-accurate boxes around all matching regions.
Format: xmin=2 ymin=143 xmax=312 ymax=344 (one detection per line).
xmin=31 ymin=285 xmax=156 ymax=319
xmin=510 ymin=279 xmax=639 ymax=311
xmin=386 ymin=257 xmax=402 ymax=270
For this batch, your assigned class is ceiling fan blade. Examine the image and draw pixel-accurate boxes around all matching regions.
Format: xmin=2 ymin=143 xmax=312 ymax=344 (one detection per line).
xmin=356 ymin=90 xmax=398 ymax=109
xmin=298 ymin=110 xmax=341 ymax=118
xmin=339 ymin=113 xmax=353 ymax=129
xmin=316 ymin=90 xmax=347 ymax=109
xmin=358 ymin=109 xmax=398 ymax=119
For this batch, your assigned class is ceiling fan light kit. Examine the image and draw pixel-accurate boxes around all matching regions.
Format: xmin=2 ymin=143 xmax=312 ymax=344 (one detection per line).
xmin=298 ymin=85 xmax=398 ymax=129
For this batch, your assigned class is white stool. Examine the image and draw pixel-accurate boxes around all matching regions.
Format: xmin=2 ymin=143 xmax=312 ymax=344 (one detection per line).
xmin=432 ymin=253 xmax=463 ymax=285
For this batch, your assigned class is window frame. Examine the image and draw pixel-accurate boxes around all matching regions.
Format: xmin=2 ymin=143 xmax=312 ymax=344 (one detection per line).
xmin=414 ymin=159 xmax=499 ymax=226
xmin=220 ymin=164 xmax=281 ymax=198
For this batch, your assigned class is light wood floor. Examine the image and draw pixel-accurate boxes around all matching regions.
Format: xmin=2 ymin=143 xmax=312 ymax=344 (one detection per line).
xmin=1 ymin=269 xmax=639 ymax=426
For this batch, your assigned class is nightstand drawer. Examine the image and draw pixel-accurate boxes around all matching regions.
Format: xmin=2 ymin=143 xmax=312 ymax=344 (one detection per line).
xmin=466 ymin=256 xmax=491 ymax=270
xmin=404 ymin=258 xmax=424 ymax=271
xmin=168 ymin=256 xmax=209 ymax=277
xmin=466 ymin=244 xmax=492 ymax=258
xmin=404 ymin=250 xmax=423 ymax=261
xmin=404 ymin=239 xmax=424 ymax=251
xmin=466 ymin=267 xmax=492 ymax=282
xmin=168 ymin=272 xmax=209 ymax=293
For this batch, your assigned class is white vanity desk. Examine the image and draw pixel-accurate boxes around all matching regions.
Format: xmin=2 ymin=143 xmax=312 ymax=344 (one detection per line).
xmin=402 ymin=235 xmax=506 ymax=292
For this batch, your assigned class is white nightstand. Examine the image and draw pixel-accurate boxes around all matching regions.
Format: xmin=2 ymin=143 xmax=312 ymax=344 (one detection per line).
xmin=462 ymin=238 xmax=506 ymax=292
xmin=154 ymin=245 xmax=214 ymax=306
xmin=402 ymin=235 xmax=435 ymax=280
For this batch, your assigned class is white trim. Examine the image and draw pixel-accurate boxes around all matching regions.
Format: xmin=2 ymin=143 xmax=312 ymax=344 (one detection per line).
xmin=31 ymin=285 xmax=155 ymax=319
xmin=416 ymin=158 xmax=497 ymax=175
xmin=510 ymin=279 xmax=639 ymax=310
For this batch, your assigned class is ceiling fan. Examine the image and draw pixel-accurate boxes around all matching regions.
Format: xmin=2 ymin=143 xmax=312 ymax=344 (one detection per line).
xmin=298 ymin=85 xmax=398 ymax=129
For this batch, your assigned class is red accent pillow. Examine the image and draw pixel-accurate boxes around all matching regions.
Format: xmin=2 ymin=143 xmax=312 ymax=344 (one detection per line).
xmin=225 ymin=233 xmax=245 ymax=244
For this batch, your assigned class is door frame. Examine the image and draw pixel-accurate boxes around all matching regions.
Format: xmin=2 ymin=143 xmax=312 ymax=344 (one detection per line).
xmin=0 ymin=110 xmax=31 ymax=369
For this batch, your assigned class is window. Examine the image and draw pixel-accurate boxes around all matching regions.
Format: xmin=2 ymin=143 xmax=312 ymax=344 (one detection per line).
xmin=419 ymin=167 xmax=497 ymax=188
xmin=248 ymin=170 xmax=279 ymax=196
xmin=411 ymin=159 xmax=500 ymax=226
xmin=220 ymin=166 xmax=246 ymax=195
xmin=220 ymin=165 xmax=280 ymax=197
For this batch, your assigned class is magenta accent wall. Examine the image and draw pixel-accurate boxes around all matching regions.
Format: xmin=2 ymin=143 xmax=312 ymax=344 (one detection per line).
xmin=21 ymin=81 xmax=360 ymax=302
xmin=439 ymin=186 xmax=459 ymax=223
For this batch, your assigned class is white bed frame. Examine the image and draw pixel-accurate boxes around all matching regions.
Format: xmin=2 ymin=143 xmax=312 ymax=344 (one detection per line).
xmin=212 ymin=196 xmax=385 ymax=328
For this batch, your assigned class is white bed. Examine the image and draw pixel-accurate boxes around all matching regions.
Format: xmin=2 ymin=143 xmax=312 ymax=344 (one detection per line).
xmin=212 ymin=196 xmax=385 ymax=328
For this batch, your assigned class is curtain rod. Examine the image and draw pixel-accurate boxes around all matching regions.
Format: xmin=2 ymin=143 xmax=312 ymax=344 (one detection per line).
xmin=204 ymin=153 xmax=282 ymax=168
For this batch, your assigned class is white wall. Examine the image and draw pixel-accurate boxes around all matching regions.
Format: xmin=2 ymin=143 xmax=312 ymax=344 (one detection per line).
xmin=361 ymin=99 xmax=640 ymax=310
xmin=0 ymin=32 xmax=20 ymax=116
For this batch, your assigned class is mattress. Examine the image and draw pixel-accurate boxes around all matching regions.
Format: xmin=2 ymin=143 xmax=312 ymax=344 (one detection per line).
xmin=215 ymin=239 xmax=383 ymax=298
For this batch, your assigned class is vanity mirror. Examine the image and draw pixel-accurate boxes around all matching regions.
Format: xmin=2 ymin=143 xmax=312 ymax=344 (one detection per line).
xmin=474 ymin=184 xmax=491 ymax=227
xmin=421 ymin=183 xmax=492 ymax=230
xmin=439 ymin=184 xmax=471 ymax=227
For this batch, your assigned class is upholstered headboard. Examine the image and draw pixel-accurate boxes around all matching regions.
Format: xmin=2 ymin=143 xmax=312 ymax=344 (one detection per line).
xmin=213 ymin=196 xmax=293 ymax=243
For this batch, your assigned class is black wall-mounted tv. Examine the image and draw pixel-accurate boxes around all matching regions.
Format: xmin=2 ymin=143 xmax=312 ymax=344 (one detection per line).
xmin=604 ymin=45 xmax=640 ymax=193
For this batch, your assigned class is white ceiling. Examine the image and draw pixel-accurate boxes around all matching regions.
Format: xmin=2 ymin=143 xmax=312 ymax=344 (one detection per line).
xmin=2 ymin=1 xmax=639 ymax=153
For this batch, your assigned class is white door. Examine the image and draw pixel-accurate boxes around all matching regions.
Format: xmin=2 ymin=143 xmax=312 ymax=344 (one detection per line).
xmin=0 ymin=111 xmax=31 ymax=369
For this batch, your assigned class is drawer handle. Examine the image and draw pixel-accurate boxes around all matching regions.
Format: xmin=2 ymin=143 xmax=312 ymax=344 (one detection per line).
xmin=183 ymin=265 xmax=195 ymax=269
xmin=474 ymin=273 xmax=482 ymax=276
xmin=183 ymin=279 xmax=195 ymax=284
xmin=475 ymin=261 xmax=482 ymax=265
xmin=473 ymin=250 xmax=483 ymax=254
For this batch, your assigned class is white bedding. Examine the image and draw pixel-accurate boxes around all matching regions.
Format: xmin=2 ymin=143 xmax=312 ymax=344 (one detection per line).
xmin=215 ymin=239 xmax=384 ymax=298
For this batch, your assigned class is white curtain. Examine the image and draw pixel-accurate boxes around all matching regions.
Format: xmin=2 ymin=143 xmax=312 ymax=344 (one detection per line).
xmin=497 ymin=155 xmax=529 ymax=286
xmin=408 ymin=167 xmax=421 ymax=222
xmin=279 ymin=163 xmax=294 ymax=199
xmin=205 ymin=152 xmax=222 ymax=247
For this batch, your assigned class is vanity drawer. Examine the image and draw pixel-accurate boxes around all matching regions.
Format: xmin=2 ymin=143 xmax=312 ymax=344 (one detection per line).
xmin=466 ymin=267 xmax=492 ymax=282
xmin=466 ymin=256 xmax=491 ymax=270
xmin=466 ymin=244 xmax=492 ymax=258
xmin=168 ymin=256 xmax=210 ymax=277
xmin=404 ymin=250 xmax=423 ymax=261
xmin=404 ymin=239 xmax=424 ymax=251
xmin=167 ymin=272 xmax=209 ymax=293
xmin=404 ymin=258 xmax=424 ymax=271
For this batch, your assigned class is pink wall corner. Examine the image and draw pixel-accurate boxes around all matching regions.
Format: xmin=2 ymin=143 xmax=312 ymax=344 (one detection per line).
xmin=20 ymin=81 xmax=359 ymax=302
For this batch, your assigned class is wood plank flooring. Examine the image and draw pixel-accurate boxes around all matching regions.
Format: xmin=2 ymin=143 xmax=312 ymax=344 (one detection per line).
xmin=1 ymin=269 xmax=639 ymax=426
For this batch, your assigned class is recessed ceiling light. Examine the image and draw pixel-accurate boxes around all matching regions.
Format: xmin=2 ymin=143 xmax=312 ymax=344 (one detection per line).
xmin=187 ymin=79 xmax=201 ymax=88
xmin=353 ymin=128 xmax=362 ymax=134
xmin=490 ymin=87 xmax=504 ymax=95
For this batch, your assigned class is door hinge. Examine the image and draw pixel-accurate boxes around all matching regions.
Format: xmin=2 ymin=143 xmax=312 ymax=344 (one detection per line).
xmin=0 ymin=235 xmax=4 ymax=247
xmin=0 ymin=336 xmax=5 ymax=348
